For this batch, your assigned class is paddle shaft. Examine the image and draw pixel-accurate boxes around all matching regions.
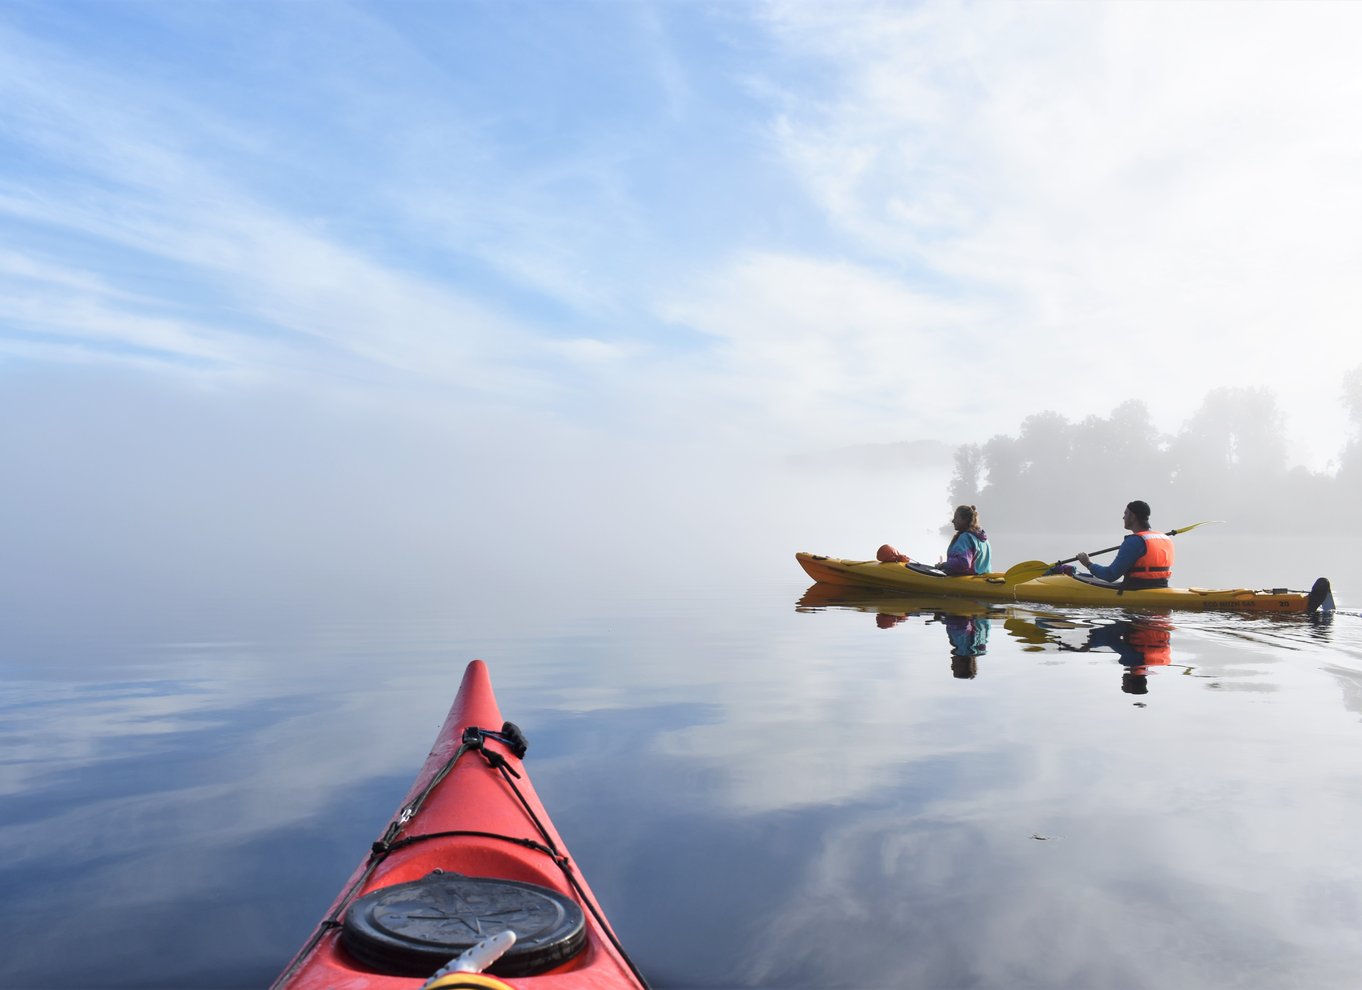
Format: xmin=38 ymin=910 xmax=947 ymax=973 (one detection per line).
xmin=1056 ymin=543 xmax=1120 ymax=566
xmin=1058 ymin=522 xmax=1202 ymax=567
xmin=1002 ymin=521 xmax=1219 ymax=585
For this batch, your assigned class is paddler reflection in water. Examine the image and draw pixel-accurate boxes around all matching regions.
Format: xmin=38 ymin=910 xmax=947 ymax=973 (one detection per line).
xmin=873 ymin=608 xmax=990 ymax=678
xmin=945 ymin=613 xmax=990 ymax=679
xmin=1076 ymin=500 xmax=1174 ymax=589
xmin=878 ymin=504 xmax=992 ymax=575
xmin=1081 ymin=616 xmax=1174 ymax=694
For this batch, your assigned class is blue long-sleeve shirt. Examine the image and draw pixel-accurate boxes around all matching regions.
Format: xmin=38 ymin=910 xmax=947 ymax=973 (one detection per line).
xmin=1086 ymin=534 xmax=1147 ymax=583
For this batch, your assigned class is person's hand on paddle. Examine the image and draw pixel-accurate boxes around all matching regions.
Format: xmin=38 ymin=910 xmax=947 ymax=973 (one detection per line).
xmin=1003 ymin=521 xmax=1219 ymax=586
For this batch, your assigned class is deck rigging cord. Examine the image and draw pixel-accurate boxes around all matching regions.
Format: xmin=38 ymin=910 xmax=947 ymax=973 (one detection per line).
xmin=270 ymin=725 xmax=650 ymax=990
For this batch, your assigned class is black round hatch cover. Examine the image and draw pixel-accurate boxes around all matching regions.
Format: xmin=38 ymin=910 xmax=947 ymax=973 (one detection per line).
xmin=341 ymin=873 xmax=586 ymax=977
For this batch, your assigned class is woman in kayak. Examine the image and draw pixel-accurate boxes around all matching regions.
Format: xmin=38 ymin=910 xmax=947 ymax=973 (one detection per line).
xmin=877 ymin=505 xmax=992 ymax=575
xmin=1076 ymin=500 xmax=1174 ymax=589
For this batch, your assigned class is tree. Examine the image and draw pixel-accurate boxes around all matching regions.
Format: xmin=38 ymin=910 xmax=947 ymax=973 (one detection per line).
xmin=1160 ymin=386 xmax=1292 ymax=529
xmin=1344 ymin=364 xmax=1362 ymax=431
xmin=947 ymin=390 xmax=1295 ymax=533
xmin=1169 ymin=386 xmax=1286 ymax=487
xmin=948 ymin=443 xmax=985 ymax=507
xmin=1337 ymin=364 xmax=1362 ymax=500
xmin=1015 ymin=411 xmax=1073 ymax=480
xmin=977 ymin=433 xmax=1022 ymax=526
xmin=1068 ymin=400 xmax=1169 ymax=529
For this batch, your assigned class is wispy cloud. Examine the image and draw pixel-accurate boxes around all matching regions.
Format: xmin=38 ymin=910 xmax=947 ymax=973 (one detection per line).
xmin=740 ymin=0 xmax=1362 ymax=458
xmin=662 ymin=250 xmax=985 ymax=445
xmin=3 ymin=2 xmax=1361 ymax=466
xmin=0 ymin=11 xmax=618 ymax=403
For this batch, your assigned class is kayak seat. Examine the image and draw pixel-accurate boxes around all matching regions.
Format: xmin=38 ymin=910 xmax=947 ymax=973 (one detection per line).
xmin=904 ymin=562 xmax=948 ymax=578
xmin=1068 ymin=574 xmax=1122 ymax=590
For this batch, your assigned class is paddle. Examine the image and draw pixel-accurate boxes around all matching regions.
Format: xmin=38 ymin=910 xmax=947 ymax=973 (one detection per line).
xmin=1002 ymin=520 xmax=1221 ymax=585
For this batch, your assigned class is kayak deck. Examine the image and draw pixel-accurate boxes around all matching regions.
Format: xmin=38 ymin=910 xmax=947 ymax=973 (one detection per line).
xmin=796 ymin=552 xmax=1332 ymax=613
xmin=273 ymin=659 xmax=647 ymax=990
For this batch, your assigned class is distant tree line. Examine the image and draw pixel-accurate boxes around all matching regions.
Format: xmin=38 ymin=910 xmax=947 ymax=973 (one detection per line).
xmin=947 ymin=366 xmax=1362 ymax=534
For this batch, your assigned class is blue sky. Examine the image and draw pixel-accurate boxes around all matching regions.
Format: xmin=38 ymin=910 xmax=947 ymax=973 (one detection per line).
xmin=2 ymin=2 xmax=815 ymax=434
xmin=4 ymin=1 xmax=1362 ymax=606
xmin=6 ymin=1 xmax=1362 ymax=456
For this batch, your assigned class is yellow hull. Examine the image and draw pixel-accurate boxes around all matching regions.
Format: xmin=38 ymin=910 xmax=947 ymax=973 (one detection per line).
xmin=796 ymin=552 xmax=1322 ymax=614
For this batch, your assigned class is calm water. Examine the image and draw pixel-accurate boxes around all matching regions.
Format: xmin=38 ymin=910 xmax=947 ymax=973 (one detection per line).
xmin=3 ymin=539 xmax=1362 ymax=989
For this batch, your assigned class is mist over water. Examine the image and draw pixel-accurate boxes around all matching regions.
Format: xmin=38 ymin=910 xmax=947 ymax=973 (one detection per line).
xmin=1 ymin=370 xmax=962 ymax=633
xmin=6 ymin=371 xmax=1355 ymax=668
xmin=5 ymin=376 xmax=1362 ymax=990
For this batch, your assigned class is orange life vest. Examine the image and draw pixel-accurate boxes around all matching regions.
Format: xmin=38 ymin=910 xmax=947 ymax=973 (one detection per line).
xmin=1130 ymin=530 xmax=1174 ymax=582
xmin=1127 ymin=619 xmax=1172 ymax=668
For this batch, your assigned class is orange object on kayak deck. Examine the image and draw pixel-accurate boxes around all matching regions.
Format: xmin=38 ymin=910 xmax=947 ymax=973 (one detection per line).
xmin=272 ymin=659 xmax=648 ymax=990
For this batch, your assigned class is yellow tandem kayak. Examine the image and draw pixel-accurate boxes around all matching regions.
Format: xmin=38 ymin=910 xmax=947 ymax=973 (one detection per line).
xmin=795 ymin=552 xmax=1335 ymax=614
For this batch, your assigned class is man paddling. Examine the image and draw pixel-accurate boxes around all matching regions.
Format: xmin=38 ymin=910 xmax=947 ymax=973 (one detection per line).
xmin=1076 ymin=500 xmax=1174 ymax=589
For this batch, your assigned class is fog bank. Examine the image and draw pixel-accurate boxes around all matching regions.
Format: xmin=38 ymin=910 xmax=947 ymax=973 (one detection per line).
xmin=2 ymin=371 xmax=952 ymax=637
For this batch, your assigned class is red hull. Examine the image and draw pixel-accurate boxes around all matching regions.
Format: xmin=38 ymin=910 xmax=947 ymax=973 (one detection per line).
xmin=274 ymin=659 xmax=646 ymax=990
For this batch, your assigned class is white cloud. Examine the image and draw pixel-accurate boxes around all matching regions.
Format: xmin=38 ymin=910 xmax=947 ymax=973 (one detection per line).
xmin=553 ymin=337 xmax=632 ymax=365
xmin=750 ymin=0 xmax=1362 ymax=465
xmin=661 ymin=250 xmax=985 ymax=446
xmin=0 ymin=191 xmax=552 ymax=396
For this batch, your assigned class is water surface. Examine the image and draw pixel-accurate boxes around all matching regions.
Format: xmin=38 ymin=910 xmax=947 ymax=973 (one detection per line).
xmin=2 ymin=545 xmax=1360 ymax=989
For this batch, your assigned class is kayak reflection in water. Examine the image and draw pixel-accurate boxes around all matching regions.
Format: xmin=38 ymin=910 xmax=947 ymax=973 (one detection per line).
xmin=877 ymin=505 xmax=993 ymax=575
xmin=1080 ymin=615 xmax=1174 ymax=695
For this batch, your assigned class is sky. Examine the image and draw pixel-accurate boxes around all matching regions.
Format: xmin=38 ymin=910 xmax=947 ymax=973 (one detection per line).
xmin=4 ymin=0 xmax=1362 ymax=610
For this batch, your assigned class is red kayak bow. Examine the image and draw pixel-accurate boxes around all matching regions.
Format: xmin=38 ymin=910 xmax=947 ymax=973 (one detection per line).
xmin=273 ymin=659 xmax=648 ymax=990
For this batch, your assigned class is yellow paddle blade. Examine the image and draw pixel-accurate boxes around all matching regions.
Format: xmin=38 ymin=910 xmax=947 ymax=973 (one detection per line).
xmin=1003 ymin=616 xmax=1050 ymax=645
xmin=1167 ymin=519 xmax=1223 ymax=536
xmin=1003 ymin=560 xmax=1052 ymax=585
